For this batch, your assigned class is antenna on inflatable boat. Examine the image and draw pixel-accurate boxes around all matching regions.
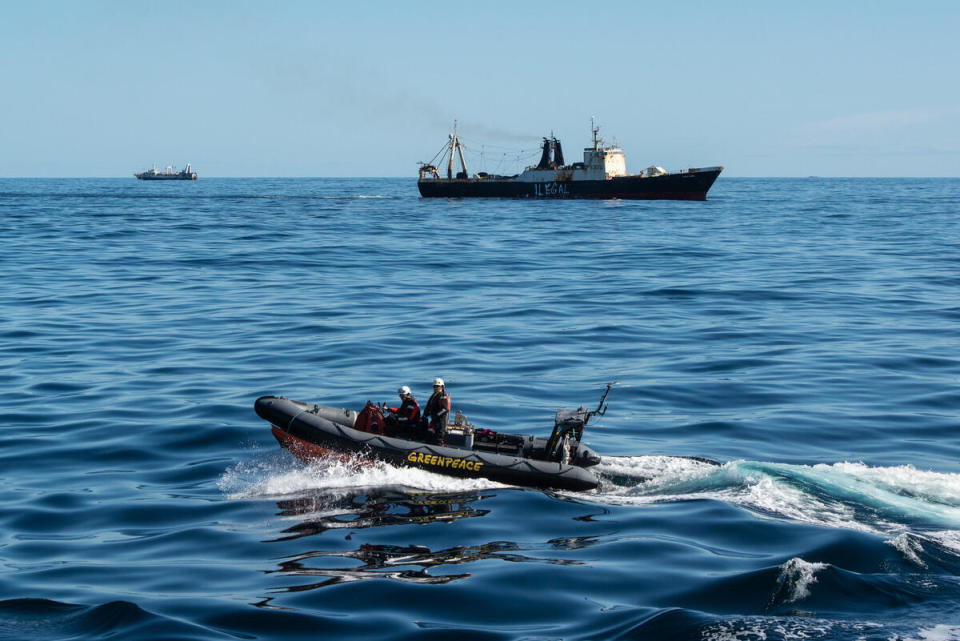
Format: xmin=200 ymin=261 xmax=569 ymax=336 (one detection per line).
xmin=586 ymin=381 xmax=615 ymax=425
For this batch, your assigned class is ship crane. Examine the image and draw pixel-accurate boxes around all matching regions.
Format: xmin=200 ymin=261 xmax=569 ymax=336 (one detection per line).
xmin=446 ymin=125 xmax=468 ymax=179
xmin=419 ymin=121 xmax=470 ymax=180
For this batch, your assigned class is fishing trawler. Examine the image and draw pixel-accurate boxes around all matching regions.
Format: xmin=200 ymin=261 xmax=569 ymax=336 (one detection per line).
xmin=417 ymin=122 xmax=721 ymax=200
xmin=134 ymin=163 xmax=198 ymax=181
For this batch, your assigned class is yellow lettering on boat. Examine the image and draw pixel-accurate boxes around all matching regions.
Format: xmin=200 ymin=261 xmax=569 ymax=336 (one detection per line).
xmin=408 ymin=453 xmax=487 ymax=473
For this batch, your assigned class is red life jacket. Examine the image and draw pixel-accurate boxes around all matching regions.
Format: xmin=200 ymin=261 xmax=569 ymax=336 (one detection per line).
xmin=355 ymin=402 xmax=385 ymax=434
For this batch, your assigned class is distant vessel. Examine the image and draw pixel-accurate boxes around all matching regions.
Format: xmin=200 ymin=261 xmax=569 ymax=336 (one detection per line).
xmin=134 ymin=163 xmax=198 ymax=181
xmin=418 ymin=121 xmax=722 ymax=200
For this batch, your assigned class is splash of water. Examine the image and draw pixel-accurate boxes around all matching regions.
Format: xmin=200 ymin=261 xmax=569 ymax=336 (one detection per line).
xmin=218 ymin=451 xmax=504 ymax=500
xmin=775 ymin=557 xmax=828 ymax=604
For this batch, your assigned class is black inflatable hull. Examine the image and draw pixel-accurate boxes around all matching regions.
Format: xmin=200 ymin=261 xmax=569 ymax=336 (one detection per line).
xmin=255 ymin=396 xmax=601 ymax=492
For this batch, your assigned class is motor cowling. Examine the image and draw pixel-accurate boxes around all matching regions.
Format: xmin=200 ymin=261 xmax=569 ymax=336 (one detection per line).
xmin=573 ymin=444 xmax=602 ymax=467
xmin=546 ymin=406 xmax=591 ymax=462
xmin=554 ymin=407 xmax=589 ymax=439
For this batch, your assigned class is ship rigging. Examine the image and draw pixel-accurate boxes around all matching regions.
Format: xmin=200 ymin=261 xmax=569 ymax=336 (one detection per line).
xmin=417 ymin=120 xmax=723 ymax=200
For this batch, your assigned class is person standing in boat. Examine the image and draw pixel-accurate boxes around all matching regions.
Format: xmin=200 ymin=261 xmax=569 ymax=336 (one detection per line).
xmin=421 ymin=378 xmax=450 ymax=443
xmin=386 ymin=385 xmax=420 ymax=438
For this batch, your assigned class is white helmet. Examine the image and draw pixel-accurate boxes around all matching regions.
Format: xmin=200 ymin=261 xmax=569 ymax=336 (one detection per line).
xmin=398 ymin=385 xmax=411 ymax=397
xmin=433 ymin=377 xmax=444 ymax=387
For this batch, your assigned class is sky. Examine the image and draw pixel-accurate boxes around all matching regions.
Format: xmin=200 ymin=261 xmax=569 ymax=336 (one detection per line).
xmin=1 ymin=1 xmax=958 ymax=177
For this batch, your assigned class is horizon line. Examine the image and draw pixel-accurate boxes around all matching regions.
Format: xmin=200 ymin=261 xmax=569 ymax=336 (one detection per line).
xmin=2 ymin=175 xmax=960 ymax=180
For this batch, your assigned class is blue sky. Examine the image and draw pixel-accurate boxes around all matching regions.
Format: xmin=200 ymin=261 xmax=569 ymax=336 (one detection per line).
xmin=1 ymin=1 xmax=958 ymax=177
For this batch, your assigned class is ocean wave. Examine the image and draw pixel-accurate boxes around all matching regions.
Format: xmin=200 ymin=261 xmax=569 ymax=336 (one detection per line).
xmin=592 ymin=456 xmax=960 ymax=541
xmin=774 ymin=557 xmax=829 ymax=604
xmin=0 ymin=598 xmax=223 ymax=641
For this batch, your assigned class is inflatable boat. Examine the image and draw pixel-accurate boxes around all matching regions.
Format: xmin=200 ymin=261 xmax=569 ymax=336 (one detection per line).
xmin=254 ymin=386 xmax=616 ymax=492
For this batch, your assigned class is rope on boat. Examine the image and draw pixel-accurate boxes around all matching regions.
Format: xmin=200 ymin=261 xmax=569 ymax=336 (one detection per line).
xmin=285 ymin=408 xmax=311 ymax=434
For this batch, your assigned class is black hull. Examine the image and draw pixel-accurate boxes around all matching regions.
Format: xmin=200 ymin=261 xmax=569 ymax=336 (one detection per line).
xmin=135 ymin=175 xmax=197 ymax=181
xmin=418 ymin=168 xmax=721 ymax=200
xmin=255 ymin=396 xmax=601 ymax=492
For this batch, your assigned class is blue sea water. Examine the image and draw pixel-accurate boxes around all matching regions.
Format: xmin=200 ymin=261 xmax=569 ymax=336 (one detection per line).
xmin=2 ymin=176 xmax=960 ymax=640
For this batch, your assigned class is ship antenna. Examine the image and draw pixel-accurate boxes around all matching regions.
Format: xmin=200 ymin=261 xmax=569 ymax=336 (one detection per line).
xmin=447 ymin=119 xmax=467 ymax=179
xmin=447 ymin=121 xmax=456 ymax=179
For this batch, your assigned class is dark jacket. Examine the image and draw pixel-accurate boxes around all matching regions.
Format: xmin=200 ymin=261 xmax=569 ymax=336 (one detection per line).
xmin=393 ymin=396 xmax=420 ymax=425
xmin=424 ymin=389 xmax=450 ymax=428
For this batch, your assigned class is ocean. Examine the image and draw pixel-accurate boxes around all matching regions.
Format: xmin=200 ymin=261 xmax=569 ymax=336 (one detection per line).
xmin=1 ymin=177 xmax=959 ymax=640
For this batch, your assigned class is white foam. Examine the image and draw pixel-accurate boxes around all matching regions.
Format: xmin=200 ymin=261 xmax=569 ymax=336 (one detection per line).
xmin=702 ymin=618 xmax=882 ymax=641
xmin=776 ymin=557 xmax=828 ymax=603
xmin=588 ymin=457 xmax=960 ymax=541
xmin=885 ymin=532 xmax=928 ymax=568
xmin=218 ymin=451 xmax=504 ymax=500
xmin=927 ymin=530 xmax=960 ymax=555
xmin=799 ymin=462 xmax=960 ymax=521
xmin=598 ymin=455 xmax=719 ymax=492
xmin=900 ymin=625 xmax=960 ymax=641
xmin=590 ymin=457 xmax=880 ymax=533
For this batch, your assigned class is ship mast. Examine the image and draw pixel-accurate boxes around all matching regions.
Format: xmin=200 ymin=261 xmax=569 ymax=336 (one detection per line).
xmin=447 ymin=121 xmax=468 ymax=179
xmin=591 ymin=116 xmax=600 ymax=151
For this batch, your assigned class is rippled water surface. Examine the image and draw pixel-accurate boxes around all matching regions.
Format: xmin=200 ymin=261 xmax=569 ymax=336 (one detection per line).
xmin=2 ymin=177 xmax=960 ymax=640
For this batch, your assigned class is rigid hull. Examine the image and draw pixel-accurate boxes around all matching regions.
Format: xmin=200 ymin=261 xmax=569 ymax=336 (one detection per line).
xmin=255 ymin=396 xmax=602 ymax=492
xmin=135 ymin=173 xmax=197 ymax=181
xmin=134 ymin=163 xmax=198 ymax=181
xmin=418 ymin=166 xmax=722 ymax=200
xmin=418 ymin=125 xmax=722 ymax=200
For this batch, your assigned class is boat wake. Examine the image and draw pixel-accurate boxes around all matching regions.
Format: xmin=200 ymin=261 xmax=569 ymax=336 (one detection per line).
xmin=592 ymin=455 xmax=960 ymax=558
xmin=220 ymin=451 xmax=960 ymax=560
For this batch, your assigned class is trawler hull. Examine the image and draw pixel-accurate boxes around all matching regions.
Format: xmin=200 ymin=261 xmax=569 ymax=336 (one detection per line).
xmin=134 ymin=163 xmax=198 ymax=181
xmin=417 ymin=167 xmax=722 ymax=200
xmin=135 ymin=174 xmax=197 ymax=181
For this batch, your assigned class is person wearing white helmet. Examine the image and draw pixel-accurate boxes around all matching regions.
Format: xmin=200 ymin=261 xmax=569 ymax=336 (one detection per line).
xmin=421 ymin=377 xmax=450 ymax=443
xmin=385 ymin=385 xmax=420 ymax=438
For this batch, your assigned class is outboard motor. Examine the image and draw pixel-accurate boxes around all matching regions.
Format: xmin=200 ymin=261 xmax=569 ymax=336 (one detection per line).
xmin=546 ymin=407 xmax=588 ymax=462
xmin=545 ymin=383 xmax=613 ymax=464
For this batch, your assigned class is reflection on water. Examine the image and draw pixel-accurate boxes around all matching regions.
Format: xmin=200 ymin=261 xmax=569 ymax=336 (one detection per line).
xmin=264 ymin=487 xmax=586 ymax=594
xmin=268 ymin=539 xmax=587 ymax=593
xmin=270 ymin=487 xmax=492 ymax=541
xmin=269 ymin=544 xmax=474 ymax=589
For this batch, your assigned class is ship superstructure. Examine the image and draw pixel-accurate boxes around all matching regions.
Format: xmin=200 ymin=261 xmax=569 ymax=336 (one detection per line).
xmin=418 ymin=121 xmax=721 ymax=200
xmin=134 ymin=163 xmax=198 ymax=181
